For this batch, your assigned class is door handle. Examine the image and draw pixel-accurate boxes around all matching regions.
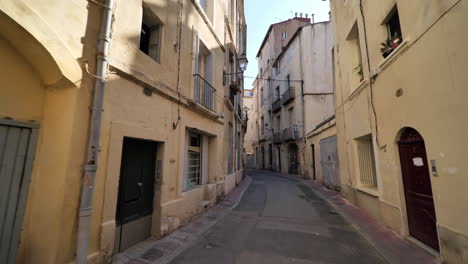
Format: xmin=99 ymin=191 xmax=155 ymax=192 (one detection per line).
xmin=137 ymin=182 xmax=143 ymax=187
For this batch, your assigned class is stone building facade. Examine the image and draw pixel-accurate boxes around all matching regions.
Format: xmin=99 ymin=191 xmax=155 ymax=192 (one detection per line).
xmin=0 ymin=0 xmax=247 ymax=263
xmin=330 ymin=0 xmax=468 ymax=262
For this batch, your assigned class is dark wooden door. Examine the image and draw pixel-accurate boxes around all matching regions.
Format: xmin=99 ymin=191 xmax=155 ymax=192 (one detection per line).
xmin=288 ymin=144 xmax=299 ymax=175
xmin=398 ymin=128 xmax=439 ymax=250
xmin=116 ymin=137 xmax=157 ymax=225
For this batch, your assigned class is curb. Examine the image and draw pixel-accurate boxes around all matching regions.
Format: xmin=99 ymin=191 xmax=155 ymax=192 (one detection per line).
xmin=113 ymin=176 xmax=252 ymax=264
xmin=298 ymin=179 xmax=438 ymax=264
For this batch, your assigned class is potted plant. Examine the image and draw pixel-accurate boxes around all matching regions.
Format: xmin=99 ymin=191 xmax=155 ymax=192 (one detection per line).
xmin=391 ymin=32 xmax=402 ymax=49
xmin=230 ymin=81 xmax=241 ymax=94
xmin=354 ymin=64 xmax=364 ymax=82
xmin=380 ymin=37 xmax=393 ymax=58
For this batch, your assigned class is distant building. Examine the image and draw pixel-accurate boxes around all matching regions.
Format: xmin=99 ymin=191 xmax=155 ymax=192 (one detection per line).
xmin=249 ymin=17 xmax=336 ymax=181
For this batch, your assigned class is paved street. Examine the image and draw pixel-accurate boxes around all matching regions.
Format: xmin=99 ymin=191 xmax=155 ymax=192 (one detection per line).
xmin=170 ymin=170 xmax=387 ymax=264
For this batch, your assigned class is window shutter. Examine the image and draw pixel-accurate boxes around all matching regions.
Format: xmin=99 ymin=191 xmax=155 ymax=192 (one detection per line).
xmin=194 ymin=34 xmax=200 ymax=74
xmin=149 ymin=26 xmax=161 ymax=62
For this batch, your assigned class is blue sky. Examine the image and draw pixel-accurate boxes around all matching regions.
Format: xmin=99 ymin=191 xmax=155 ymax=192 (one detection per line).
xmin=244 ymin=0 xmax=330 ymax=90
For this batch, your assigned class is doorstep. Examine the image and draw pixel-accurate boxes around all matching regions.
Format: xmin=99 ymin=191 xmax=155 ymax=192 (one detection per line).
xmin=300 ymin=179 xmax=439 ymax=264
xmin=113 ymin=176 xmax=252 ymax=264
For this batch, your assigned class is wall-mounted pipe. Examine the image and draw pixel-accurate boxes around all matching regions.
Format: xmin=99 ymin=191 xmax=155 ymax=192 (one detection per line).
xmin=76 ymin=0 xmax=114 ymax=263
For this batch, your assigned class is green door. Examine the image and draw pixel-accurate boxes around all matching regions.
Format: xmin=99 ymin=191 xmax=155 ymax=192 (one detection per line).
xmin=0 ymin=119 xmax=38 ymax=263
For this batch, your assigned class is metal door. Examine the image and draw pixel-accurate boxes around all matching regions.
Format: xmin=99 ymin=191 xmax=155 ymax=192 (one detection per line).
xmin=288 ymin=144 xmax=299 ymax=175
xmin=320 ymin=136 xmax=340 ymax=190
xmin=115 ymin=137 xmax=157 ymax=252
xmin=398 ymin=128 xmax=439 ymax=250
xmin=0 ymin=119 xmax=38 ymax=263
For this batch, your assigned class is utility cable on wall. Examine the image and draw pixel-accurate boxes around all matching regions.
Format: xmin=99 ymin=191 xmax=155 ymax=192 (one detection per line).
xmin=173 ymin=0 xmax=184 ymax=130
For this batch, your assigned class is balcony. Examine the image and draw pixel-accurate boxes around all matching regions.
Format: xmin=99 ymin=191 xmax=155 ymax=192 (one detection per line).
xmin=281 ymin=86 xmax=295 ymax=105
xmin=282 ymin=125 xmax=300 ymax=142
xmin=194 ymin=74 xmax=216 ymax=111
xmin=273 ymin=132 xmax=282 ymax=144
xmin=272 ymin=98 xmax=281 ymax=113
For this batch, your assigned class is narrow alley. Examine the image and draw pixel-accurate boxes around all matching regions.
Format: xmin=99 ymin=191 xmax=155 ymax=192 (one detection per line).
xmin=170 ymin=170 xmax=386 ymax=264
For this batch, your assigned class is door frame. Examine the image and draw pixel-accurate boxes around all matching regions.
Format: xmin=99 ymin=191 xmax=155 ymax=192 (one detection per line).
xmin=0 ymin=119 xmax=39 ymax=263
xmin=100 ymin=123 xmax=165 ymax=257
xmin=396 ymin=127 xmax=439 ymax=251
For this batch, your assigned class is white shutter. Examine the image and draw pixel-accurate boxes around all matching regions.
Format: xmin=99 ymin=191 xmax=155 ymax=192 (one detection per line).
xmin=149 ymin=25 xmax=161 ymax=62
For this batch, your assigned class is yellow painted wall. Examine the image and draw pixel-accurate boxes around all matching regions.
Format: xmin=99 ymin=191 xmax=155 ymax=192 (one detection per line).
xmin=330 ymin=0 xmax=468 ymax=262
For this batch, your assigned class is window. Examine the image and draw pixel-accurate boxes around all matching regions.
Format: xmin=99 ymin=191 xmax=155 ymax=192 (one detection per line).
xmin=276 ymin=115 xmax=281 ymax=132
xmin=273 ymin=60 xmax=281 ymax=77
xmin=281 ymin=32 xmax=287 ymax=40
xmin=140 ymin=9 xmax=162 ymax=63
xmin=286 ymin=74 xmax=291 ymax=90
xmin=261 ymin=116 xmax=264 ymax=135
xmin=386 ymin=7 xmax=402 ymax=41
xmin=260 ymin=87 xmax=264 ymax=105
xmin=187 ymin=133 xmax=202 ymax=188
xmin=356 ymin=134 xmax=378 ymax=188
xmin=288 ymin=107 xmax=294 ymax=127
xmin=194 ymin=35 xmax=214 ymax=109
xmin=346 ymin=21 xmax=363 ymax=86
xmin=275 ymin=86 xmax=280 ymax=100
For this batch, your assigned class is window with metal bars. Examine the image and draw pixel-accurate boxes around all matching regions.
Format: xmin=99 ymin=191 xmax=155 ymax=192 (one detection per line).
xmin=356 ymin=135 xmax=378 ymax=187
xmin=187 ymin=133 xmax=202 ymax=188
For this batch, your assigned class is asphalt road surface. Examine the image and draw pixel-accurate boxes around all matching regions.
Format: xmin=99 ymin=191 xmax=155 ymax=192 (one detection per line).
xmin=170 ymin=170 xmax=388 ymax=264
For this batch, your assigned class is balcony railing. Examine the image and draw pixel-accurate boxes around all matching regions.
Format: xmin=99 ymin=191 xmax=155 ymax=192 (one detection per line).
xmin=194 ymin=74 xmax=216 ymax=111
xmin=272 ymin=98 xmax=281 ymax=113
xmin=281 ymin=86 xmax=295 ymax=105
xmin=282 ymin=125 xmax=300 ymax=142
xmin=273 ymin=132 xmax=282 ymax=144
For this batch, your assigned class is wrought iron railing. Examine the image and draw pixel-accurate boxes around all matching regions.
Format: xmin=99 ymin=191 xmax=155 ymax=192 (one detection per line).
xmin=281 ymin=86 xmax=295 ymax=105
xmin=273 ymin=132 xmax=282 ymax=144
xmin=272 ymin=98 xmax=282 ymax=113
xmin=282 ymin=125 xmax=300 ymax=141
xmin=193 ymin=74 xmax=216 ymax=111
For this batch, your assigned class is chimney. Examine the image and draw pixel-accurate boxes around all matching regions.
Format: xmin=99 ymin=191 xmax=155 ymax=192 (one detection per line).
xmin=295 ymin=12 xmax=298 ymax=17
xmin=312 ymin=14 xmax=315 ymax=24
xmin=305 ymin=14 xmax=308 ymax=18
xmin=300 ymin=13 xmax=303 ymax=18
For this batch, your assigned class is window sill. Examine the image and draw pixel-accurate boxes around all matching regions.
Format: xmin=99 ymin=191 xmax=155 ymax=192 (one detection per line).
xmin=356 ymin=186 xmax=379 ymax=197
xmin=378 ymin=40 xmax=410 ymax=72
xmin=183 ymin=184 xmax=203 ymax=193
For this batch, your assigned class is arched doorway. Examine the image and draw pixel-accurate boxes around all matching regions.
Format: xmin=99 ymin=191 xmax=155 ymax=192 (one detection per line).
xmin=398 ymin=128 xmax=439 ymax=250
xmin=288 ymin=143 xmax=299 ymax=175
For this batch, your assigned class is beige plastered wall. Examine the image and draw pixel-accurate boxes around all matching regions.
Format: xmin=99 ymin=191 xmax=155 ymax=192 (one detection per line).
xmin=0 ymin=0 xmax=98 ymax=263
xmin=331 ymin=0 xmax=468 ymax=262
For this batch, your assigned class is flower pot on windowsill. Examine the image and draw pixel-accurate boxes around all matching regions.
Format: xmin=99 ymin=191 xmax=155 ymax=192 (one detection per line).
xmin=381 ymin=46 xmax=393 ymax=58
xmin=391 ymin=37 xmax=402 ymax=49
xmin=230 ymin=83 xmax=240 ymax=94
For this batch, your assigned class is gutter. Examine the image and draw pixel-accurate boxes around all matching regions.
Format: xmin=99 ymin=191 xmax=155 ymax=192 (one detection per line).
xmin=76 ymin=0 xmax=114 ymax=263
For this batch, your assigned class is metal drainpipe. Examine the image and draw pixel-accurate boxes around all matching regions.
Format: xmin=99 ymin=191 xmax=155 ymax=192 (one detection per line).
xmin=76 ymin=0 xmax=114 ymax=263
xmin=298 ymin=29 xmax=307 ymax=178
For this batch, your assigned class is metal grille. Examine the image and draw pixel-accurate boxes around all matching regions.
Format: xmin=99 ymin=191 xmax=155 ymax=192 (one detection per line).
xmin=357 ymin=137 xmax=377 ymax=187
xmin=187 ymin=151 xmax=201 ymax=187
xmin=194 ymin=74 xmax=216 ymax=111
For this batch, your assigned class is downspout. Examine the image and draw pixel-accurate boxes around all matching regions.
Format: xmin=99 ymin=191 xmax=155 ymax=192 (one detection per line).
xmin=76 ymin=0 xmax=114 ymax=263
xmin=298 ymin=29 xmax=307 ymax=178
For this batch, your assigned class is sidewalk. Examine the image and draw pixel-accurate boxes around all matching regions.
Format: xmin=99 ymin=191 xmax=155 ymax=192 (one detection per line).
xmin=113 ymin=176 xmax=252 ymax=264
xmin=296 ymin=175 xmax=439 ymax=264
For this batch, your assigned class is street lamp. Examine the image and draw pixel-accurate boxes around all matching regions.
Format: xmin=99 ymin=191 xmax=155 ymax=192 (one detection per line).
xmin=238 ymin=53 xmax=249 ymax=71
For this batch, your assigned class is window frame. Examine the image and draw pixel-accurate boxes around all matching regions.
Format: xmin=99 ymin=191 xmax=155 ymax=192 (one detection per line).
xmin=140 ymin=8 xmax=163 ymax=63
